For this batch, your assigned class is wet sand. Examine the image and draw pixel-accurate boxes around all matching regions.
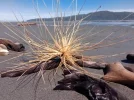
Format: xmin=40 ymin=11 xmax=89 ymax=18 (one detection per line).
xmin=0 ymin=23 xmax=134 ymax=100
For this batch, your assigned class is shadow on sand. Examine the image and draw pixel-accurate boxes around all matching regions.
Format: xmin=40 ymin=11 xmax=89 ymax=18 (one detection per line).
xmin=121 ymin=59 xmax=134 ymax=64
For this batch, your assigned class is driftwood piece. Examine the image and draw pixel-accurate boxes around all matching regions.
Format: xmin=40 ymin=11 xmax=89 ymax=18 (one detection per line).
xmin=54 ymin=70 xmax=129 ymax=100
xmin=126 ymin=54 xmax=134 ymax=61
xmin=17 ymin=22 xmax=36 ymax=26
xmin=0 ymin=39 xmax=25 ymax=52
xmin=76 ymin=58 xmax=134 ymax=88
xmin=76 ymin=59 xmax=134 ymax=72
xmin=102 ymin=62 xmax=134 ymax=89
xmin=0 ymin=58 xmax=105 ymax=78
xmin=0 ymin=44 xmax=9 ymax=56
xmin=1 ymin=57 xmax=61 ymax=78
xmin=76 ymin=60 xmax=106 ymax=69
xmin=77 ymin=59 xmax=134 ymax=89
xmin=1 ymin=57 xmax=134 ymax=100
xmin=1 ymin=54 xmax=134 ymax=90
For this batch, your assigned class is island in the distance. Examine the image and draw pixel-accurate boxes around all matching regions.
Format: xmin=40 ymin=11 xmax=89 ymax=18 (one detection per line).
xmin=27 ymin=11 xmax=134 ymax=22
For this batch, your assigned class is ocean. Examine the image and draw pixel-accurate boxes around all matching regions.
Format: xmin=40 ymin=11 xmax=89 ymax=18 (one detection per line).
xmin=81 ymin=21 xmax=134 ymax=28
xmin=35 ymin=20 xmax=134 ymax=28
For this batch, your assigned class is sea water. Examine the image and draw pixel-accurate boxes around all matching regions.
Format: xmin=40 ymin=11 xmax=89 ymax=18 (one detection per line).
xmin=81 ymin=20 xmax=134 ymax=28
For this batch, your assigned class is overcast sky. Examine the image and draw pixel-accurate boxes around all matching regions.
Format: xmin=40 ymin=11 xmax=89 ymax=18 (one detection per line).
xmin=0 ymin=0 xmax=134 ymax=21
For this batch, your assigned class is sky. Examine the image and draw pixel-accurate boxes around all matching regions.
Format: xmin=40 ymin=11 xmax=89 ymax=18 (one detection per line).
xmin=0 ymin=0 xmax=134 ymax=21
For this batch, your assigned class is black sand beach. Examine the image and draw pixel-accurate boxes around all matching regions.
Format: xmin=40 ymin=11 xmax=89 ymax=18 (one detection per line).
xmin=0 ymin=23 xmax=134 ymax=100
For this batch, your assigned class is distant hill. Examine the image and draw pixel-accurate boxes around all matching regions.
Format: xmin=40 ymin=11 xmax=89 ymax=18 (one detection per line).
xmin=27 ymin=11 xmax=134 ymax=21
